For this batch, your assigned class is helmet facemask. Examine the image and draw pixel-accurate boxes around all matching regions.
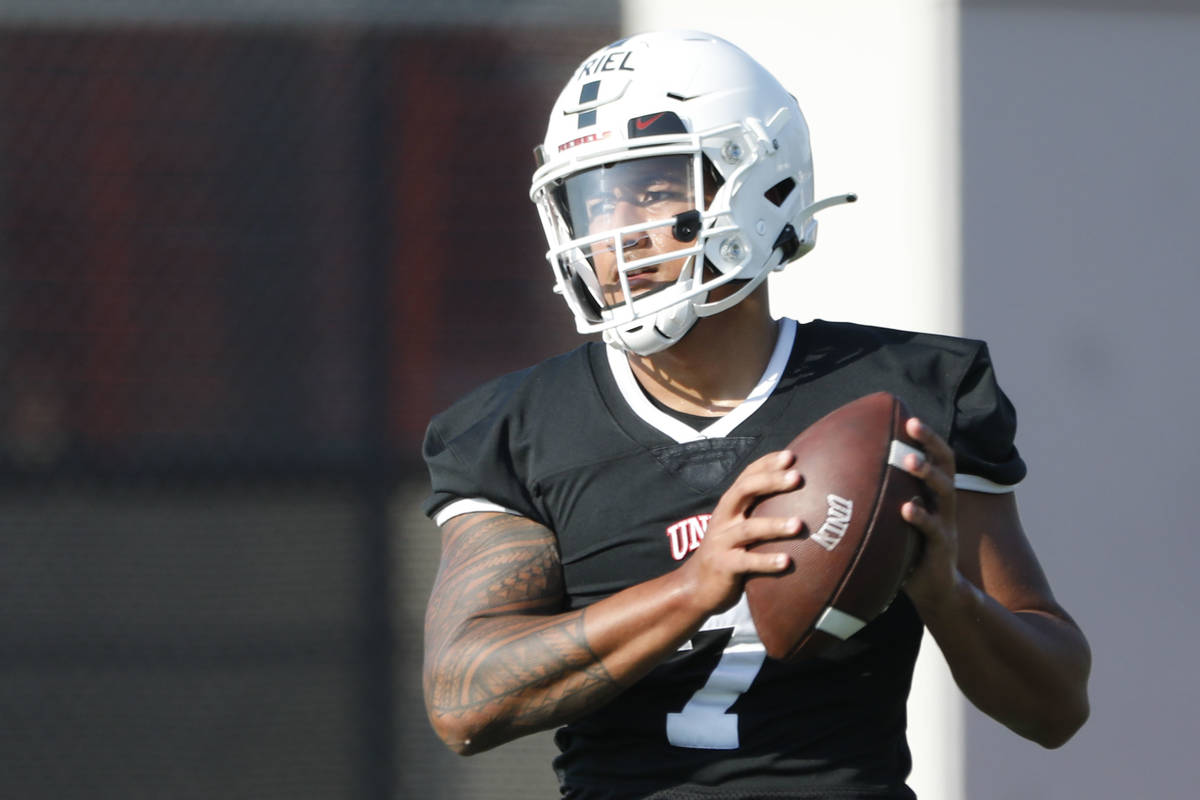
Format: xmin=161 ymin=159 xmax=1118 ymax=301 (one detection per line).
xmin=535 ymin=151 xmax=730 ymax=348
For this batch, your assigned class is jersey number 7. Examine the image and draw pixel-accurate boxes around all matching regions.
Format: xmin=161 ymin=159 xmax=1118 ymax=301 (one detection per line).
xmin=666 ymin=596 xmax=767 ymax=749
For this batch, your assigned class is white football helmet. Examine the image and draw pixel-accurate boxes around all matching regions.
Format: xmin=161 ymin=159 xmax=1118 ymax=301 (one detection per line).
xmin=530 ymin=30 xmax=854 ymax=355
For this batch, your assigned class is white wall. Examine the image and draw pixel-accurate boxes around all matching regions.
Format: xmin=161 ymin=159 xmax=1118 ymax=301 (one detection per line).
xmin=622 ymin=3 xmax=966 ymax=798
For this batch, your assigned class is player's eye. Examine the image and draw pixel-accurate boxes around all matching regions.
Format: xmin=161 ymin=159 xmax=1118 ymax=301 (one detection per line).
xmin=586 ymin=196 xmax=617 ymax=218
xmin=638 ymin=189 xmax=683 ymax=206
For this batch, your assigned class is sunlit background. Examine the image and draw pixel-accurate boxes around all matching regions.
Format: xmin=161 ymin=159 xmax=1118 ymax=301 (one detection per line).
xmin=2 ymin=1 xmax=1197 ymax=798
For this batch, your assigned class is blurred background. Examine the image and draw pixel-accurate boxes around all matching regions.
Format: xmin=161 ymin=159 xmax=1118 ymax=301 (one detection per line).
xmin=0 ymin=2 xmax=606 ymax=798
xmin=1 ymin=1 xmax=1197 ymax=799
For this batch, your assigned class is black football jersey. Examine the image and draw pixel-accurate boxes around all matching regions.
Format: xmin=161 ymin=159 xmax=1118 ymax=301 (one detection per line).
xmin=422 ymin=318 xmax=1026 ymax=799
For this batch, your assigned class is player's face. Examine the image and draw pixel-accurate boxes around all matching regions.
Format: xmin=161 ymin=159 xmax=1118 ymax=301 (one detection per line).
xmin=560 ymin=155 xmax=698 ymax=306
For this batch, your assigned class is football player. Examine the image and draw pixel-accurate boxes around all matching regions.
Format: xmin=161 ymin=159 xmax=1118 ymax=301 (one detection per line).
xmin=421 ymin=30 xmax=1090 ymax=799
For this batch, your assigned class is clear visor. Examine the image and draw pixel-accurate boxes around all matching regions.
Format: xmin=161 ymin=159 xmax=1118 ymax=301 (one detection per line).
xmin=552 ymin=154 xmax=696 ymax=241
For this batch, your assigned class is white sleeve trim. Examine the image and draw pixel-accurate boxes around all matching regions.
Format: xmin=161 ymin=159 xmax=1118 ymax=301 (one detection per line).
xmin=433 ymin=498 xmax=522 ymax=526
xmin=954 ymin=473 xmax=1020 ymax=494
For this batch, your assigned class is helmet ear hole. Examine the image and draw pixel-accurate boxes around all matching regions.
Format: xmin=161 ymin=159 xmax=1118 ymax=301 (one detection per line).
xmin=764 ymin=177 xmax=796 ymax=208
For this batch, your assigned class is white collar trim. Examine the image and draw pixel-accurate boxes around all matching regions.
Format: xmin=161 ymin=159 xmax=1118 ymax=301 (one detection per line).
xmin=605 ymin=317 xmax=797 ymax=444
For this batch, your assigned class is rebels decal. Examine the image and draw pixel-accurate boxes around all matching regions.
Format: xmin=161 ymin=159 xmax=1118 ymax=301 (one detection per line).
xmin=558 ymin=130 xmax=613 ymax=153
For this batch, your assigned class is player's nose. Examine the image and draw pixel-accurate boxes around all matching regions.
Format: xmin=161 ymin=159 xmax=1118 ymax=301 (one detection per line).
xmin=610 ymin=202 xmax=649 ymax=251
xmin=619 ymin=229 xmax=651 ymax=255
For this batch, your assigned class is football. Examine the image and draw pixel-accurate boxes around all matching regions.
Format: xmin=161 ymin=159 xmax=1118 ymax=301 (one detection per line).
xmin=745 ymin=392 xmax=926 ymax=661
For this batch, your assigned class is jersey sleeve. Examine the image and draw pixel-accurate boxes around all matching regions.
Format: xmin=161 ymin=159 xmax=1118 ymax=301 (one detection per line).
xmin=949 ymin=342 xmax=1027 ymax=491
xmin=420 ymin=370 xmax=544 ymax=526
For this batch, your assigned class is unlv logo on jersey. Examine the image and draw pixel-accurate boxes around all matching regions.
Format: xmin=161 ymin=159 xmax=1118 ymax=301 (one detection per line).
xmin=666 ymin=514 xmax=711 ymax=561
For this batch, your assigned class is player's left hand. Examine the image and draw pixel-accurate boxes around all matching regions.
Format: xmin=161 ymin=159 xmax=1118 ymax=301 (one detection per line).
xmin=899 ymin=417 xmax=962 ymax=611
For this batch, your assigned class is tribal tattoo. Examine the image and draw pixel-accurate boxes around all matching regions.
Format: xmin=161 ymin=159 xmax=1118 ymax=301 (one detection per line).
xmin=424 ymin=512 xmax=622 ymax=748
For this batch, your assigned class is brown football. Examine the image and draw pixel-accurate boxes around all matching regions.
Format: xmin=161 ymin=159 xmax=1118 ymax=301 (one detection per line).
xmin=745 ymin=392 xmax=925 ymax=661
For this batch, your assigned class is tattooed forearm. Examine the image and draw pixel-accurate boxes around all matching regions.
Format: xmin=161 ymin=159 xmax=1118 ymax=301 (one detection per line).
xmin=429 ymin=609 xmax=622 ymax=742
xmin=424 ymin=512 xmax=622 ymax=750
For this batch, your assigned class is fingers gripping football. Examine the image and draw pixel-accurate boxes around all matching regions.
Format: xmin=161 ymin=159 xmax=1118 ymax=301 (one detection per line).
xmin=901 ymin=417 xmax=961 ymax=608
xmin=677 ymin=451 xmax=802 ymax=616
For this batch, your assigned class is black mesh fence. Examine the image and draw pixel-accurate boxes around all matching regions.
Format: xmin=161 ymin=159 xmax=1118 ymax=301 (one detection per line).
xmin=0 ymin=17 xmax=615 ymax=799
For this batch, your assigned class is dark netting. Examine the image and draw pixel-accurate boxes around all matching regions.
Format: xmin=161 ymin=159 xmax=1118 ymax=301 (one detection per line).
xmin=0 ymin=16 xmax=616 ymax=800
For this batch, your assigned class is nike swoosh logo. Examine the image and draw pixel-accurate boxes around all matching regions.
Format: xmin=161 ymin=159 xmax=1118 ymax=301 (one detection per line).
xmin=635 ymin=113 xmax=666 ymax=130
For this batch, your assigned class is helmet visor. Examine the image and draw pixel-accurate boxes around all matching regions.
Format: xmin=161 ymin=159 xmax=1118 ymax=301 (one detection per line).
xmin=553 ymin=154 xmax=696 ymax=243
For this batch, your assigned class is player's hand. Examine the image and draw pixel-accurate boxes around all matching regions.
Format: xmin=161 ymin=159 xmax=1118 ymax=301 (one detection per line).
xmin=900 ymin=417 xmax=962 ymax=610
xmin=675 ymin=450 xmax=802 ymax=616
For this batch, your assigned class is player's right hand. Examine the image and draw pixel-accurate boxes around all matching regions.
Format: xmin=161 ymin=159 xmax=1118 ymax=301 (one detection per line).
xmin=675 ymin=450 xmax=803 ymax=616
